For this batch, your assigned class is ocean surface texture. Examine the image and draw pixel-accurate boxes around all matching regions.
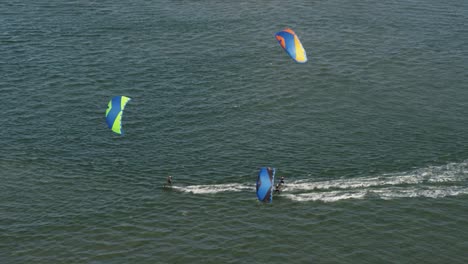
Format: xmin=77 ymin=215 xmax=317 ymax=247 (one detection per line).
xmin=1 ymin=0 xmax=468 ymax=263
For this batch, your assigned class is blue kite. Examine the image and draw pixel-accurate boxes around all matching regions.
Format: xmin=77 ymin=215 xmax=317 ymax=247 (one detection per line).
xmin=256 ymin=167 xmax=276 ymax=203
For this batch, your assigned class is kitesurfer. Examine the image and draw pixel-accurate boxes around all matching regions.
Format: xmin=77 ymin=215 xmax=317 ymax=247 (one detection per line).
xmin=279 ymin=176 xmax=285 ymax=185
xmin=274 ymin=177 xmax=285 ymax=195
xmin=166 ymin=176 xmax=173 ymax=186
xmin=274 ymin=184 xmax=281 ymax=194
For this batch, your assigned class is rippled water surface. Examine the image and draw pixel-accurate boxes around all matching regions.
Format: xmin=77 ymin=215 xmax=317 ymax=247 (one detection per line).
xmin=1 ymin=0 xmax=468 ymax=263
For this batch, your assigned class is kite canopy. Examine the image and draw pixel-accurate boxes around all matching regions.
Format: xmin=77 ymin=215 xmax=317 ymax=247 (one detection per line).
xmin=275 ymin=28 xmax=307 ymax=63
xmin=256 ymin=167 xmax=275 ymax=203
xmin=105 ymin=96 xmax=131 ymax=135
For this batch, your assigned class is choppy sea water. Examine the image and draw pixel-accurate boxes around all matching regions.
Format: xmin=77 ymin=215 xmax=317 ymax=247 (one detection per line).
xmin=1 ymin=0 xmax=468 ymax=263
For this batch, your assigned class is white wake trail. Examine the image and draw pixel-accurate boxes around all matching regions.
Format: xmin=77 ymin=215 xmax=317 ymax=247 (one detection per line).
xmin=173 ymin=161 xmax=468 ymax=202
xmin=283 ymin=186 xmax=468 ymax=202
xmin=174 ymin=183 xmax=254 ymax=194
xmin=282 ymin=161 xmax=468 ymax=202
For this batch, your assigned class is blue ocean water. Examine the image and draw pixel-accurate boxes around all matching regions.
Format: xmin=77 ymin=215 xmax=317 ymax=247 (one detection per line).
xmin=1 ymin=0 xmax=468 ymax=263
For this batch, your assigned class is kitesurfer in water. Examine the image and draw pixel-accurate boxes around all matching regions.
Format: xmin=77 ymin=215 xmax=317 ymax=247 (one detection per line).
xmin=274 ymin=177 xmax=285 ymax=194
xmin=279 ymin=176 xmax=285 ymax=185
xmin=166 ymin=176 xmax=173 ymax=186
xmin=274 ymin=184 xmax=282 ymax=194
